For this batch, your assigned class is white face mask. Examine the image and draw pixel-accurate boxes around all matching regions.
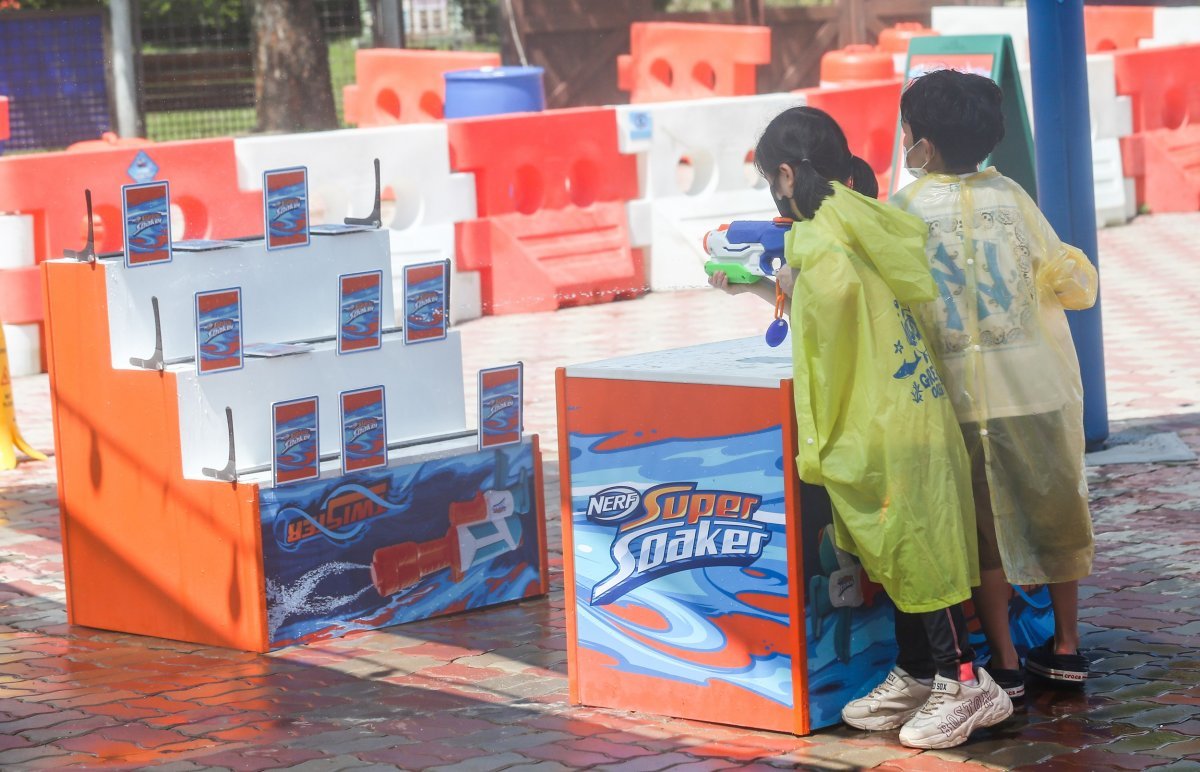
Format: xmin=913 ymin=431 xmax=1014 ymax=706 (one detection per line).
xmin=904 ymin=138 xmax=930 ymax=179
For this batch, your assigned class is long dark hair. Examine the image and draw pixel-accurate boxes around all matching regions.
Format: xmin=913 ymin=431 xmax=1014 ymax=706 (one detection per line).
xmin=754 ymin=106 xmax=878 ymax=220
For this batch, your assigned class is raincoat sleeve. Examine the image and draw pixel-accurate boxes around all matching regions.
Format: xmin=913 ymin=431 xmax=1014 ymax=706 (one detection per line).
xmin=1021 ymin=193 xmax=1099 ymax=311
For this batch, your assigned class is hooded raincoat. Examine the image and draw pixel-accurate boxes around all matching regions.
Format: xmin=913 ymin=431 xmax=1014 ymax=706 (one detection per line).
xmin=786 ymin=182 xmax=978 ymax=614
xmin=891 ymin=169 xmax=1097 ymax=585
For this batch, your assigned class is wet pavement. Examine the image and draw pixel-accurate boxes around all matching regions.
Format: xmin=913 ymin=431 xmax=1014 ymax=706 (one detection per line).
xmin=1 ymin=212 xmax=1199 ymax=770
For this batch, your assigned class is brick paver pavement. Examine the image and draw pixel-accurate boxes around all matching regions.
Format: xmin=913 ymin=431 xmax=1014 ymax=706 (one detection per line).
xmin=1 ymin=213 xmax=1198 ymax=770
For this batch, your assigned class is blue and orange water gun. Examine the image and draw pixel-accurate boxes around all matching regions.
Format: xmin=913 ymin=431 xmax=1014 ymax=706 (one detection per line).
xmin=703 ymin=217 xmax=793 ymax=347
xmin=702 ymin=217 xmax=792 ymax=284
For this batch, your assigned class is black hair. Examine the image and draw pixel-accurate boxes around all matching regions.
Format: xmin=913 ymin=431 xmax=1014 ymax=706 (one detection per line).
xmin=754 ymin=106 xmax=878 ymax=220
xmin=900 ymin=69 xmax=1005 ymax=170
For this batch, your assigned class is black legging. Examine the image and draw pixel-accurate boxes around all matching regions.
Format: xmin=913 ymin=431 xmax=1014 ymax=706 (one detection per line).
xmin=894 ymin=604 xmax=976 ymax=680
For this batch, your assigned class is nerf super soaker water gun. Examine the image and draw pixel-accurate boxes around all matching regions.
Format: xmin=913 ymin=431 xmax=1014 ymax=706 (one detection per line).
xmin=702 ymin=217 xmax=792 ymax=284
xmin=703 ymin=217 xmax=794 ymax=347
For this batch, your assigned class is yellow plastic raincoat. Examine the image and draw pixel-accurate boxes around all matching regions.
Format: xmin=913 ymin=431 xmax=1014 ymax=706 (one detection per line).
xmin=891 ymin=169 xmax=1097 ymax=585
xmin=786 ymin=182 xmax=979 ymax=614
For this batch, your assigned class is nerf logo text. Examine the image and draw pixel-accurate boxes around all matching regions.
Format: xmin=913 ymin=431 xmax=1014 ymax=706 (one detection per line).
xmin=587 ymin=484 xmax=768 ymax=605
xmin=585 ymin=485 xmax=641 ymax=524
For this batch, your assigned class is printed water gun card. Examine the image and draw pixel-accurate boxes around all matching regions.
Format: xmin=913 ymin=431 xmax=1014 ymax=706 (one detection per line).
xmin=340 ymin=386 xmax=387 ymax=474
xmin=337 ymin=270 xmax=383 ymax=355
xmin=263 ymin=167 xmax=310 ymax=250
xmin=273 ymin=396 xmax=321 ymax=486
xmin=402 ymin=260 xmax=449 ymax=345
xmin=121 ymin=180 xmax=172 ymax=268
xmin=194 ymin=288 xmax=243 ymax=375
xmin=478 ymin=363 xmax=523 ymax=450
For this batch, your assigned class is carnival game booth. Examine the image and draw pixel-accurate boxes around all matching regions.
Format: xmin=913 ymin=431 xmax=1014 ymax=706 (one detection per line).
xmin=42 ymin=175 xmax=547 ymax=653
xmin=557 ymin=337 xmax=1051 ymax=734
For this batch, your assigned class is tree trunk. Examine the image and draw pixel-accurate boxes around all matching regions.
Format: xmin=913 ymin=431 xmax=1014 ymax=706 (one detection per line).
xmin=252 ymin=0 xmax=338 ymax=132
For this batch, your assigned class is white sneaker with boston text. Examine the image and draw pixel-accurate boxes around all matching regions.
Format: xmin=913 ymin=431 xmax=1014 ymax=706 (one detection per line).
xmin=898 ymin=667 xmax=1013 ymax=749
xmin=841 ymin=666 xmax=933 ymax=731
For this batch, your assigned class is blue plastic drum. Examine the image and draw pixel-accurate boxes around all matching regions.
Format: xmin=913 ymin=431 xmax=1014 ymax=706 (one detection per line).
xmin=443 ymin=66 xmax=546 ymax=119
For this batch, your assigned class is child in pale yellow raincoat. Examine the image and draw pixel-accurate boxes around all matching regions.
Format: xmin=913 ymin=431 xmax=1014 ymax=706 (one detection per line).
xmin=893 ymin=69 xmax=1098 ymax=695
xmin=711 ymin=106 xmax=1012 ymax=750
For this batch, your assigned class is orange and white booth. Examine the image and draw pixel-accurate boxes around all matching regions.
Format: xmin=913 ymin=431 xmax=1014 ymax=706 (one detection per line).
xmin=557 ymin=337 xmax=1053 ymax=734
xmin=43 ymin=182 xmax=547 ymax=652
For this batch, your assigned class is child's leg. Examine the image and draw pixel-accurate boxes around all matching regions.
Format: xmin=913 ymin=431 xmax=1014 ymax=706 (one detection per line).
xmin=1048 ymin=579 xmax=1080 ymax=654
xmin=973 ymin=568 xmax=1019 ymax=670
xmin=916 ymin=605 xmax=975 ymax=681
xmin=841 ymin=607 xmax=935 ymax=731
xmin=897 ymin=603 xmax=1013 ymax=749
xmin=1026 ymin=580 xmax=1088 ymax=684
xmin=966 ymin=433 xmax=1021 ymax=671
xmin=894 ymin=607 xmax=936 ymax=679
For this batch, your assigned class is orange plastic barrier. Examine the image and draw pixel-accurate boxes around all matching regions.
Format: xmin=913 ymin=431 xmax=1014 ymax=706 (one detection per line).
xmin=878 ymin=23 xmax=938 ymax=55
xmin=66 ymin=131 xmax=154 ymax=152
xmin=1137 ymin=125 xmax=1200 ymax=213
xmin=820 ymin=45 xmax=894 ymax=86
xmin=1112 ymin=44 xmax=1200 ymax=134
xmin=617 ymin=22 xmax=771 ymax=104
xmin=0 ymin=96 xmax=8 ymax=143
xmin=1084 ymin=6 xmax=1154 ymax=53
xmin=343 ymin=49 xmax=501 ymax=126
xmin=796 ymin=80 xmax=903 ymax=193
xmin=0 ymin=138 xmax=262 ymax=264
xmin=449 ymin=107 xmax=645 ymax=314
xmin=0 ymin=267 xmax=41 ymax=325
xmin=1112 ymin=45 xmax=1200 ymax=210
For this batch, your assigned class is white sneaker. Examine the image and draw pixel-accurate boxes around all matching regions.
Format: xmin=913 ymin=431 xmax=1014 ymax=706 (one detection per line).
xmin=841 ymin=666 xmax=933 ymax=731
xmin=898 ymin=667 xmax=1014 ymax=749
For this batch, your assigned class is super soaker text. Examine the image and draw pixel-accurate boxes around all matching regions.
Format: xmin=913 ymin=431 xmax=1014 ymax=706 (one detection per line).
xmin=587 ymin=483 xmax=769 ymax=605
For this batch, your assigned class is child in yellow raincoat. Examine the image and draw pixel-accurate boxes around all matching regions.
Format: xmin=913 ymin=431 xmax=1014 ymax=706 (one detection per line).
xmin=711 ymin=106 xmax=1012 ymax=750
xmin=893 ymin=69 xmax=1098 ymax=695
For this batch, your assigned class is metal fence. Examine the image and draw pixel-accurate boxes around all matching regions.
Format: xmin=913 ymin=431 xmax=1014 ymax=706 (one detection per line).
xmin=135 ymin=0 xmax=504 ymax=143
xmin=139 ymin=0 xmax=366 ymax=141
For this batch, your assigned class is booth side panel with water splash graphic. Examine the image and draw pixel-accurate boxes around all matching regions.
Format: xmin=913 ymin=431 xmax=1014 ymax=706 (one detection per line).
xmin=557 ymin=337 xmax=1054 ymax=735
xmin=260 ymin=439 xmax=545 ymax=648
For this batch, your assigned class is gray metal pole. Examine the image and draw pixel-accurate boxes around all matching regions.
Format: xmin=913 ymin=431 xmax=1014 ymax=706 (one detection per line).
xmin=379 ymin=0 xmax=404 ymax=48
xmin=109 ymin=0 xmax=140 ymax=137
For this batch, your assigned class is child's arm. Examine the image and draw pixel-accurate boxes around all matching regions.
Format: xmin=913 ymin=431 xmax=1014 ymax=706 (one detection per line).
xmin=1023 ymin=192 xmax=1100 ymax=310
xmin=708 ymin=266 xmax=794 ymax=316
xmin=1039 ymin=244 xmax=1098 ymax=310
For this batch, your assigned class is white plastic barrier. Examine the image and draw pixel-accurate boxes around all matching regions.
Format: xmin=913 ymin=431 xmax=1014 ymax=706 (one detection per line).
xmin=615 ymin=93 xmax=802 ymax=291
xmin=1018 ymin=54 xmax=1134 ymax=228
xmin=235 ymin=125 xmax=483 ymax=322
xmin=930 ymin=6 xmax=1031 ymax=62
xmin=1147 ymin=8 xmax=1200 ymax=47
xmin=0 ymin=214 xmax=39 ymax=376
